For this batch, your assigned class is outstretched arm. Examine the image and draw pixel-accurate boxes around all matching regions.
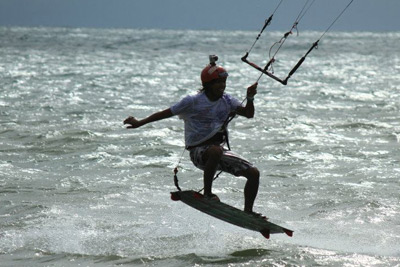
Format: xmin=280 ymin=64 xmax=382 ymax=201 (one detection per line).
xmin=236 ymin=83 xmax=257 ymax=118
xmin=124 ymin=108 xmax=174 ymax=129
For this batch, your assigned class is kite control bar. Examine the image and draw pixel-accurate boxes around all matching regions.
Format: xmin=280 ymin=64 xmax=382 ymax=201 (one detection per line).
xmin=241 ymin=0 xmax=353 ymax=85
xmin=241 ymin=53 xmax=286 ymax=85
xmin=242 ymin=39 xmax=319 ymax=86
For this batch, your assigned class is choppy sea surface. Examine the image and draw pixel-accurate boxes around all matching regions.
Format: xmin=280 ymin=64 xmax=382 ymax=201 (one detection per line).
xmin=1 ymin=27 xmax=400 ymax=266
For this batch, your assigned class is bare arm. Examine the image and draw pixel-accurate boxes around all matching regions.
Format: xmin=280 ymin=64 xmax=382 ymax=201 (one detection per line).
xmin=236 ymin=83 xmax=257 ymax=118
xmin=124 ymin=108 xmax=174 ymax=129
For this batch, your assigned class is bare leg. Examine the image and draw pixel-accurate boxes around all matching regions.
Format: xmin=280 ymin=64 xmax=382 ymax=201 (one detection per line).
xmin=202 ymin=145 xmax=223 ymax=196
xmin=236 ymin=167 xmax=260 ymax=212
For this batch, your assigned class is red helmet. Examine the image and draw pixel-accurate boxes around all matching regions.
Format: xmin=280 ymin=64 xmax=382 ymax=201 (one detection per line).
xmin=200 ymin=55 xmax=229 ymax=85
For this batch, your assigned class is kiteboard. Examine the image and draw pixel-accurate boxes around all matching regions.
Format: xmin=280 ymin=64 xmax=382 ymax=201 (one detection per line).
xmin=171 ymin=190 xmax=293 ymax=239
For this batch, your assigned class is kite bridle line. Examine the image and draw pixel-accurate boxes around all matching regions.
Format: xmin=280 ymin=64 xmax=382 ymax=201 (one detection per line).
xmin=244 ymin=0 xmax=284 ymax=57
xmin=241 ymin=0 xmax=284 ymax=74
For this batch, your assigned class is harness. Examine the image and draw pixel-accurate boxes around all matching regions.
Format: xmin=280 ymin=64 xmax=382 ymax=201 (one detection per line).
xmin=174 ymin=106 xmax=240 ymax=192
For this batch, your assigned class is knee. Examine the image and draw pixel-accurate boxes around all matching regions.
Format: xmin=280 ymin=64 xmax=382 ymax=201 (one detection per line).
xmin=247 ymin=167 xmax=260 ymax=182
xmin=235 ymin=166 xmax=260 ymax=180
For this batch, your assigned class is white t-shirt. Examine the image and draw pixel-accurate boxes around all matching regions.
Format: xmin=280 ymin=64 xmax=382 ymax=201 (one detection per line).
xmin=170 ymin=92 xmax=241 ymax=147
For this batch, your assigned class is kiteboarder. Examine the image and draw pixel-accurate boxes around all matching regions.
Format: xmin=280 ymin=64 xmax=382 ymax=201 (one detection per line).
xmin=124 ymin=55 xmax=260 ymax=214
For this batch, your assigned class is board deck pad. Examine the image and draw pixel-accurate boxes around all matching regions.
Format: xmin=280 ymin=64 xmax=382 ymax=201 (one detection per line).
xmin=171 ymin=190 xmax=293 ymax=239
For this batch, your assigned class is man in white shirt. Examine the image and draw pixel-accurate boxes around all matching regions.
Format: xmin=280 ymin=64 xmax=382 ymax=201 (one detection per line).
xmin=124 ymin=56 xmax=260 ymax=214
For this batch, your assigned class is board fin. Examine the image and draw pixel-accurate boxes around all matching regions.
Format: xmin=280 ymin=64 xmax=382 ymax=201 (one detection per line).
xmin=260 ymin=230 xmax=270 ymax=239
xmin=283 ymin=228 xmax=293 ymax=237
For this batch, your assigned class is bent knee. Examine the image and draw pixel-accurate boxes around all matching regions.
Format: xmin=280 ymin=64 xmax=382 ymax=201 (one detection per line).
xmin=236 ymin=167 xmax=260 ymax=180
xmin=248 ymin=167 xmax=260 ymax=180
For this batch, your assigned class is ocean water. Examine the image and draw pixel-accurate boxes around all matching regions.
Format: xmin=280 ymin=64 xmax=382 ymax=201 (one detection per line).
xmin=1 ymin=26 xmax=400 ymax=266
